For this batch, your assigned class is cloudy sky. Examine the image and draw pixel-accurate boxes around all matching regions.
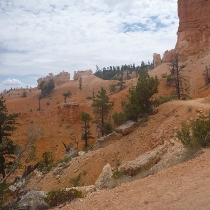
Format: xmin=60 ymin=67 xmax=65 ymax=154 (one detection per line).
xmin=0 ymin=0 xmax=179 ymax=92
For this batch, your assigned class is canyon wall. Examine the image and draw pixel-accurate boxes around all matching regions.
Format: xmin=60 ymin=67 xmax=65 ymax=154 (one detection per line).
xmin=175 ymin=0 xmax=210 ymax=60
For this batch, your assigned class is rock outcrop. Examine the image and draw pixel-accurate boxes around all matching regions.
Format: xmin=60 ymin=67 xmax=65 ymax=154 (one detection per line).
xmin=18 ymin=190 xmax=47 ymax=210
xmin=153 ymin=53 xmax=162 ymax=68
xmin=176 ymin=0 xmax=210 ymax=60
xmin=37 ymin=71 xmax=70 ymax=87
xmin=93 ymin=132 xmax=123 ymax=150
xmin=61 ymin=102 xmax=80 ymax=123
xmin=74 ymin=70 xmax=92 ymax=80
xmin=162 ymin=49 xmax=175 ymax=62
xmin=95 ymin=163 xmax=113 ymax=189
xmin=119 ymin=143 xmax=168 ymax=176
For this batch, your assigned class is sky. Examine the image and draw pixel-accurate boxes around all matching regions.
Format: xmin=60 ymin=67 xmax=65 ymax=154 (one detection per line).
xmin=0 ymin=0 xmax=179 ymax=92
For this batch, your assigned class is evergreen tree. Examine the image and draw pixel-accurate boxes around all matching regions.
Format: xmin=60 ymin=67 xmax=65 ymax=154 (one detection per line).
xmin=167 ymin=53 xmax=188 ymax=99
xmin=38 ymin=79 xmax=55 ymax=97
xmin=0 ymin=97 xmax=19 ymax=178
xmin=109 ymin=83 xmax=117 ymax=94
xmin=123 ymin=69 xmax=159 ymax=121
xmin=92 ymin=87 xmax=114 ymax=136
xmin=62 ymin=91 xmax=72 ymax=103
xmin=79 ymin=78 xmax=82 ymax=90
xmin=80 ymin=112 xmax=93 ymax=148
xmin=117 ymin=75 xmax=125 ymax=91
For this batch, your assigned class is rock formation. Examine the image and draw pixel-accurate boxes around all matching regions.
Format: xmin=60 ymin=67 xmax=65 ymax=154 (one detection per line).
xmin=160 ymin=0 xmax=210 ymax=63
xmin=175 ymin=0 xmax=210 ymax=60
xmin=73 ymin=70 xmax=92 ymax=80
xmin=162 ymin=49 xmax=175 ymax=62
xmin=61 ymin=102 xmax=80 ymax=123
xmin=95 ymin=163 xmax=113 ymax=189
xmin=153 ymin=53 xmax=162 ymax=67
xmin=37 ymin=71 xmax=70 ymax=87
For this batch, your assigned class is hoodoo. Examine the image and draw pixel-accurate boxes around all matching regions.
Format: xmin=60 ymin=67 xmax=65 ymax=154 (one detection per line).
xmin=175 ymin=0 xmax=210 ymax=59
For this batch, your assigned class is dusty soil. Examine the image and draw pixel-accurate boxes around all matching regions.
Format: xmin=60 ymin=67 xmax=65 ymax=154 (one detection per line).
xmin=54 ymin=149 xmax=210 ymax=210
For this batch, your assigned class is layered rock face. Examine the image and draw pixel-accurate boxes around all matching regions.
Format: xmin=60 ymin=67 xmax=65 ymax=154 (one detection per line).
xmin=176 ymin=0 xmax=210 ymax=59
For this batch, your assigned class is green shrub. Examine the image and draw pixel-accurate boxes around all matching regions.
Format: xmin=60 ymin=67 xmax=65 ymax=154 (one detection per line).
xmin=103 ymin=121 xmax=113 ymax=135
xmin=112 ymin=170 xmax=123 ymax=179
xmin=70 ymin=173 xmax=81 ymax=187
xmin=153 ymin=94 xmax=177 ymax=106
xmin=177 ymin=115 xmax=210 ymax=151
xmin=0 ymin=182 xmax=9 ymax=208
xmin=112 ymin=112 xmax=127 ymax=126
xmin=38 ymin=151 xmax=55 ymax=173
xmin=44 ymin=189 xmax=83 ymax=208
xmin=86 ymin=96 xmax=92 ymax=100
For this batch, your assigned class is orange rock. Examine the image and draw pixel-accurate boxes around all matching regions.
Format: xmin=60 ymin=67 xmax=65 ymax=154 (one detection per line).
xmin=175 ymin=0 xmax=210 ymax=60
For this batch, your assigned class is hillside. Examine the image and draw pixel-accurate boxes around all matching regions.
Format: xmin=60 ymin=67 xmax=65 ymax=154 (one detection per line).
xmin=2 ymin=0 xmax=210 ymax=208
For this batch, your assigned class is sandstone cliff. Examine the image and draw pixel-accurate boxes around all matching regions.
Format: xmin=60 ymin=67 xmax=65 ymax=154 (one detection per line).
xmin=162 ymin=0 xmax=210 ymax=62
xmin=176 ymin=0 xmax=210 ymax=60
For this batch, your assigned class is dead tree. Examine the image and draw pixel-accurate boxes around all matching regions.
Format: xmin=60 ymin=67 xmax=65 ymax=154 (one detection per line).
xmin=62 ymin=141 xmax=70 ymax=152
xmin=166 ymin=52 xmax=189 ymax=99
xmin=21 ymin=162 xmax=39 ymax=178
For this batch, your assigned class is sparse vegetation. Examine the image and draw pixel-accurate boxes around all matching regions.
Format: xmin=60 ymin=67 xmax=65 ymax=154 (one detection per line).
xmin=70 ymin=173 xmax=81 ymax=187
xmin=177 ymin=115 xmax=210 ymax=152
xmin=38 ymin=151 xmax=55 ymax=173
xmin=112 ymin=170 xmax=123 ymax=179
xmin=153 ymin=94 xmax=177 ymax=106
xmin=44 ymin=188 xmax=83 ymax=209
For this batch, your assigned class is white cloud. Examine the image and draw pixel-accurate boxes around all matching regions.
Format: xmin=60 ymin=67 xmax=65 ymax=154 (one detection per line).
xmin=3 ymin=78 xmax=22 ymax=85
xmin=0 ymin=0 xmax=179 ymax=82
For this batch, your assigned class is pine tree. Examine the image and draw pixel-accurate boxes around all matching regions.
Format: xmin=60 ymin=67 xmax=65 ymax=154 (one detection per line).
xmin=167 ymin=53 xmax=188 ymax=99
xmin=92 ymin=87 xmax=114 ymax=136
xmin=123 ymin=69 xmax=159 ymax=121
xmin=0 ymin=97 xmax=19 ymax=179
xmin=80 ymin=112 xmax=93 ymax=148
